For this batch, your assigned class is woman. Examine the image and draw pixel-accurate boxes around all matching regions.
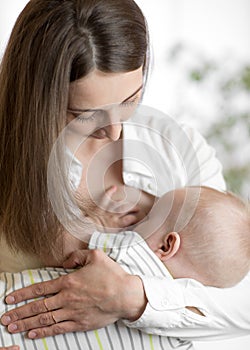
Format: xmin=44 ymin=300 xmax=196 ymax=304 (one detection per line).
xmin=0 ymin=0 xmax=249 ymax=349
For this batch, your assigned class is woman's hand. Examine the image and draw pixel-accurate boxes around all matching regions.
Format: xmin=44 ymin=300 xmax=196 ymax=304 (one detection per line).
xmin=85 ymin=186 xmax=146 ymax=231
xmin=0 ymin=346 xmax=19 ymax=350
xmin=1 ymin=250 xmax=147 ymax=339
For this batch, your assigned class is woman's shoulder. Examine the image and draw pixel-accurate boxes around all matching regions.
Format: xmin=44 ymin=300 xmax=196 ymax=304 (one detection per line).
xmin=123 ymin=106 xmax=226 ymax=193
xmin=123 ymin=106 xmax=201 ymax=143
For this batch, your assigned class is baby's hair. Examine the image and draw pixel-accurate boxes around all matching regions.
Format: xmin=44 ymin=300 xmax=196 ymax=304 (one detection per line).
xmin=177 ymin=187 xmax=250 ymax=287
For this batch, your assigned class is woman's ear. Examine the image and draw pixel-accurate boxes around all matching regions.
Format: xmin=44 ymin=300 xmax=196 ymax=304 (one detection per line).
xmin=155 ymin=232 xmax=180 ymax=262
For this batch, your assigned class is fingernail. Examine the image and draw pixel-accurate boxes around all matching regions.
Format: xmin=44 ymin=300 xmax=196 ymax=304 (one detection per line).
xmin=28 ymin=331 xmax=38 ymax=339
xmin=1 ymin=315 xmax=11 ymax=325
xmin=5 ymin=295 xmax=15 ymax=304
xmin=8 ymin=323 xmax=18 ymax=332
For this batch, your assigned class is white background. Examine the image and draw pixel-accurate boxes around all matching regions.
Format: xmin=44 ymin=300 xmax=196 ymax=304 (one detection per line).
xmin=1 ymin=1 xmax=250 ymax=349
xmin=1 ymin=0 xmax=250 ymax=122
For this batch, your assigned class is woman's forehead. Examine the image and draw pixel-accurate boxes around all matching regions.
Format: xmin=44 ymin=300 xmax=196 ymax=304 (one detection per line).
xmin=68 ymin=67 xmax=143 ymax=109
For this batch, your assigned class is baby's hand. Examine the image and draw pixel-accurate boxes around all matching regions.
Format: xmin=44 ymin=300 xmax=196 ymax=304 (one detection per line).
xmin=88 ymin=186 xmax=146 ymax=231
xmin=63 ymin=249 xmax=89 ymax=268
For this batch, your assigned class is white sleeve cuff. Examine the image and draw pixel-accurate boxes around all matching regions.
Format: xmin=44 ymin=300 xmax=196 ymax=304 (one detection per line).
xmin=123 ymin=276 xmax=210 ymax=329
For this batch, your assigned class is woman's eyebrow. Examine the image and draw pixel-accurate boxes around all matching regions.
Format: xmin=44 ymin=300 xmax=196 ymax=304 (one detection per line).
xmin=68 ymin=84 xmax=143 ymax=113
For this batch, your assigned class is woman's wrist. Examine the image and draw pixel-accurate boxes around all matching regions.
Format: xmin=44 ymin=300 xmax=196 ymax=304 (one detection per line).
xmin=121 ymin=274 xmax=147 ymax=322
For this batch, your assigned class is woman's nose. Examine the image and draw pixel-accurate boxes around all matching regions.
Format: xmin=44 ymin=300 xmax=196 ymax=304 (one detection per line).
xmin=105 ymin=123 xmax=122 ymax=141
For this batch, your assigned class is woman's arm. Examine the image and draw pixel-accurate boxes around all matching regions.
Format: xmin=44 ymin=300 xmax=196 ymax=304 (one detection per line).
xmin=2 ymin=229 xmax=250 ymax=341
xmin=2 ymin=246 xmax=250 ymax=341
xmin=69 ymin=232 xmax=250 ymax=341
xmin=123 ymin=273 xmax=250 ymax=341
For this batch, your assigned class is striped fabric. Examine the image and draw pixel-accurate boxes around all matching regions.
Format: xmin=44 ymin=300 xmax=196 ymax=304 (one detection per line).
xmin=0 ymin=232 xmax=194 ymax=349
xmin=89 ymin=231 xmax=173 ymax=279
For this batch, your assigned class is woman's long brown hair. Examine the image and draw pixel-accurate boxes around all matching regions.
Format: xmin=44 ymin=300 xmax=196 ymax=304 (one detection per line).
xmin=0 ymin=0 xmax=149 ymax=260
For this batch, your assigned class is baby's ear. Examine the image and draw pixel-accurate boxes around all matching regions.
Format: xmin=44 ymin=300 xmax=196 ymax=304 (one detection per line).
xmin=156 ymin=232 xmax=180 ymax=262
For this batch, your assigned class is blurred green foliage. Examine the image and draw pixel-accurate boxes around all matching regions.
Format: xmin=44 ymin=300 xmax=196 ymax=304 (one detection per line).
xmin=189 ymin=63 xmax=216 ymax=82
xmin=206 ymin=112 xmax=250 ymax=194
xmin=241 ymin=66 xmax=250 ymax=91
xmin=169 ymin=44 xmax=250 ymax=197
xmin=190 ymin=64 xmax=250 ymax=196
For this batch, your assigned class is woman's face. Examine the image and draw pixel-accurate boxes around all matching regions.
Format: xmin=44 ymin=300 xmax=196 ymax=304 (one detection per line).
xmin=67 ymin=67 xmax=143 ymax=141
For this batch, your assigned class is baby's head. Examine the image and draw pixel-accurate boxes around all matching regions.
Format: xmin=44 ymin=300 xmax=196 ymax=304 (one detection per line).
xmin=138 ymin=186 xmax=250 ymax=287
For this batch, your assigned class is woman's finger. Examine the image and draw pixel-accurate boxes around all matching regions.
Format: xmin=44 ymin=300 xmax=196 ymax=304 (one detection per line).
xmin=4 ymin=276 xmax=63 ymax=305
xmin=1 ymin=299 xmax=47 ymax=325
xmin=0 ymin=346 xmax=20 ymax=350
xmin=6 ymin=308 xmax=73 ymax=334
xmin=27 ymin=321 xmax=83 ymax=339
xmin=1 ymin=292 xmax=64 ymax=326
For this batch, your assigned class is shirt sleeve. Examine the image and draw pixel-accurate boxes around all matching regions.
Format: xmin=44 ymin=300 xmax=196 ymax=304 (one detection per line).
xmin=123 ymin=273 xmax=250 ymax=341
xmin=88 ymin=231 xmax=235 ymax=340
xmin=89 ymin=231 xmax=250 ymax=340
xmin=88 ymin=230 xmax=141 ymax=262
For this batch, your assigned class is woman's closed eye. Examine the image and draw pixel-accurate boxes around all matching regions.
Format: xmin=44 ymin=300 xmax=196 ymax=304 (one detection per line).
xmin=75 ymin=110 xmax=104 ymax=123
xmin=120 ymin=96 xmax=138 ymax=108
xmin=66 ymin=108 xmax=106 ymax=123
xmin=68 ymin=95 xmax=140 ymax=123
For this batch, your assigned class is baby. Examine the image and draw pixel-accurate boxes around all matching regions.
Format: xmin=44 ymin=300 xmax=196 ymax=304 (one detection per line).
xmin=138 ymin=186 xmax=250 ymax=288
xmin=86 ymin=185 xmax=250 ymax=288
xmin=1 ymin=186 xmax=249 ymax=349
